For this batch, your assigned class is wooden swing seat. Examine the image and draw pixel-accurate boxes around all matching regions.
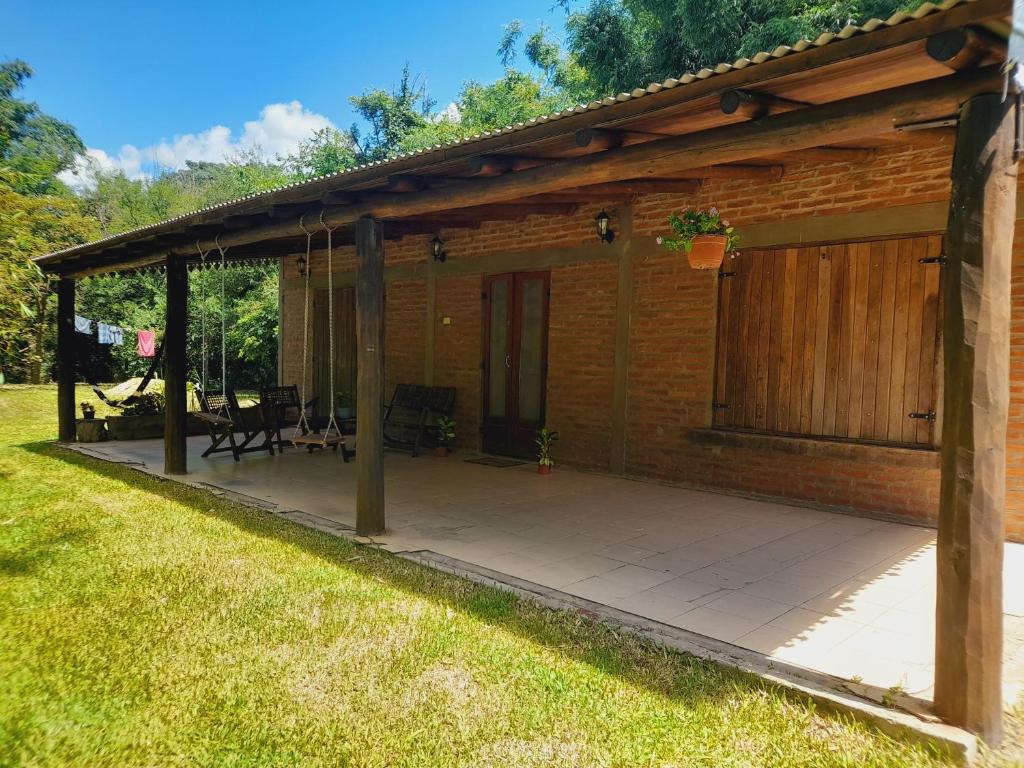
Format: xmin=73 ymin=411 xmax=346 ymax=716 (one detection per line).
xmin=290 ymin=431 xmax=351 ymax=459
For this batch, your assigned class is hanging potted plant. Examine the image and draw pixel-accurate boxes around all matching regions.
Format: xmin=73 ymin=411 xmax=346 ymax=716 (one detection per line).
xmin=657 ymin=207 xmax=739 ymax=270
xmin=535 ymin=427 xmax=559 ymax=475
xmin=434 ymin=416 xmax=456 ymax=457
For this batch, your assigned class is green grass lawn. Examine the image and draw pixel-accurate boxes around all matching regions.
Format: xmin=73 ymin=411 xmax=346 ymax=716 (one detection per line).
xmin=0 ymin=385 xmax=1017 ymax=767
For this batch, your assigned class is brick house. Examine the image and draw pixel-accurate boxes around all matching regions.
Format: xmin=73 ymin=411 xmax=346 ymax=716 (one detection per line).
xmin=36 ymin=0 xmax=1019 ymax=739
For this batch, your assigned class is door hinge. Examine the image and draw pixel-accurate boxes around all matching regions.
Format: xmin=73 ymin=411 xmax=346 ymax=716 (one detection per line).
xmin=718 ymin=270 xmax=738 ymax=279
xmin=908 ymin=410 xmax=936 ymax=422
xmin=919 ymin=256 xmax=946 ymax=266
xmin=712 ymin=402 xmax=730 ymax=410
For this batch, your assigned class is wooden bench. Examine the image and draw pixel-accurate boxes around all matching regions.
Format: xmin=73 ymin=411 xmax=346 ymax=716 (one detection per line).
xmin=383 ymin=384 xmax=456 ymax=457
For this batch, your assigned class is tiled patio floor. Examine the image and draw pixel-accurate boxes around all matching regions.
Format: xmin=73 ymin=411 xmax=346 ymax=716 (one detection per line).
xmin=72 ymin=436 xmax=1024 ymax=707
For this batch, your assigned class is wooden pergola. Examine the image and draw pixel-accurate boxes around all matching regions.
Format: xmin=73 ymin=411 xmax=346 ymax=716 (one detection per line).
xmin=36 ymin=0 xmax=1017 ymax=743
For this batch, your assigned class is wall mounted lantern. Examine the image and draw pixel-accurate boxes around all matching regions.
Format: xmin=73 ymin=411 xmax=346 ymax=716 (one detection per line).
xmin=596 ymin=210 xmax=615 ymax=243
xmin=431 ymin=235 xmax=447 ymax=263
xmin=296 ymin=253 xmax=308 ymax=277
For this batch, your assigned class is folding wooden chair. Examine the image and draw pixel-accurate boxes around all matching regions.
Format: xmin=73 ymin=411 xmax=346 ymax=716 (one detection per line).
xmin=193 ymin=387 xmax=274 ymax=461
xmin=259 ymin=385 xmax=318 ymax=452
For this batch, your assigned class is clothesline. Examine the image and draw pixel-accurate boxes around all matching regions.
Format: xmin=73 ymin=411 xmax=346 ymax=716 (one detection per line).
xmin=74 ymin=314 xmax=158 ymax=357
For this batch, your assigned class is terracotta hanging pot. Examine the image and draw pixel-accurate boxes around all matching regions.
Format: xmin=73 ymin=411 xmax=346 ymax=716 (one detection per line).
xmin=688 ymin=234 xmax=728 ymax=270
xmin=435 ymin=446 xmax=449 ymax=457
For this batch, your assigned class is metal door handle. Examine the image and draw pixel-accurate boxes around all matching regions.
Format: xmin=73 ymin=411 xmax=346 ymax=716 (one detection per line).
xmin=505 ymin=354 xmax=511 ymax=368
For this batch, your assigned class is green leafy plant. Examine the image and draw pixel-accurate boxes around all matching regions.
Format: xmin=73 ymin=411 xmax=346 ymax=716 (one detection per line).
xmin=436 ymin=416 xmax=457 ymax=446
xmin=116 ymin=391 xmax=164 ymax=416
xmin=657 ymin=207 xmax=739 ymax=254
xmin=535 ymin=427 xmax=559 ymax=467
xmin=335 ymin=391 xmax=354 ymax=409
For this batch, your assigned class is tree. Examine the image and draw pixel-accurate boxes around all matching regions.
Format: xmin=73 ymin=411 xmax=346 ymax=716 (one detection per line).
xmin=513 ymin=0 xmax=920 ymax=99
xmin=0 ymin=184 xmax=97 ymax=382
xmin=284 ymin=127 xmax=358 ymax=179
xmin=0 ymin=61 xmax=96 ymax=383
xmin=0 ymin=60 xmax=85 ymax=195
xmin=348 ymin=65 xmax=433 ymax=163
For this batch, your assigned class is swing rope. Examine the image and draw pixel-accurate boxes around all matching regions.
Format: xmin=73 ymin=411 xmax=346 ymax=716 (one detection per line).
xmin=291 ymin=210 xmax=342 ymax=449
xmin=293 ymin=215 xmax=314 ymax=437
xmin=195 ymin=241 xmax=210 ymax=393
xmin=320 ymin=209 xmax=342 ymax=444
xmin=214 ymin=236 xmax=229 ymax=394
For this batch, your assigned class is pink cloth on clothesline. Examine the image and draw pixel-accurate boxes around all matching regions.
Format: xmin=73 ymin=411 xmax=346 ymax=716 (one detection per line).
xmin=137 ymin=329 xmax=156 ymax=358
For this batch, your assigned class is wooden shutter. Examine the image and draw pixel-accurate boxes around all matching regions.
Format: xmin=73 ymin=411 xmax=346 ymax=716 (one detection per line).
xmin=713 ymin=235 xmax=942 ymax=446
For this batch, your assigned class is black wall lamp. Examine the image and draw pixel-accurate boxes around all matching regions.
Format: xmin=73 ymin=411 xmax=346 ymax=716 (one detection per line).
xmin=431 ymin=235 xmax=447 ymax=263
xmin=596 ymin=210 xmax=614 ymax=243
xmin=296 ymin=253 xmax=308 ymax=277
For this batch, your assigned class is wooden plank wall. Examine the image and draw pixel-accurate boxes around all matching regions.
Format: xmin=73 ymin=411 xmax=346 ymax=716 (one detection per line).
xmin=713 ymin=235 xmax=943 ymax=446
xmin=313 ymin=287 xmax=357 ymax=415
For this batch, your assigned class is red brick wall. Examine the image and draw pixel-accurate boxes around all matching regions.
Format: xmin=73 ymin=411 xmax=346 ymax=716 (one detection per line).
xmin=548 ymin=260 xmax=618 ymax=469
xmin=385 ymin=279 xmax=426 ymax=392
xmin=433 ymin=274 xmax=483 ymax=449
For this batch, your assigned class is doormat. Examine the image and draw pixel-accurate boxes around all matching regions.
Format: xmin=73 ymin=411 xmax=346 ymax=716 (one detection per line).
xmin=464 ymin=457 xmax=528 ymax=468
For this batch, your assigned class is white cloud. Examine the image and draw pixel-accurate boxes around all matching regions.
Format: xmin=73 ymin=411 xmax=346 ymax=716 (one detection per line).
xmin=59 ymin=101 xmax=335 ymax=190
xmin=431 ymin=101 xmax=461 ymax=124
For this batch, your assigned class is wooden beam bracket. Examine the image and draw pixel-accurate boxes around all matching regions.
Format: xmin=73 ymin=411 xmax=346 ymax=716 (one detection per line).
xmin=926 ymin=26 xmax=1007 ymax=71
xmin=720 ymin=89 xmax=810 ymax=119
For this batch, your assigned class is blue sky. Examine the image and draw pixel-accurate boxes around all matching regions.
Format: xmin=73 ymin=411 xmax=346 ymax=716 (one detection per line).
xmin=1 ymin=0 xmax=563 ymax=181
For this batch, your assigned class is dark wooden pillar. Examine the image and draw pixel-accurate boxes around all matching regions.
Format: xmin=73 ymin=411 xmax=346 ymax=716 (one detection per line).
xmin=935 ymin=92 xmax=1017 ymax=745
xmin=164 ymin=255 xmax=188 ymax=475
xmin=355 ymin=216 xmax=385 ymax=536
xmin=56 ymin=277 xmax=76 ymax=442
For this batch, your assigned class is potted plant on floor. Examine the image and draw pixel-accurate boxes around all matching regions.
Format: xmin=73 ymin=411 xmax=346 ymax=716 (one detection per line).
xmin=335 ymin=390 xmax=355 ymax=420
xmin=106 ymin=391 xmax=165 ymax=440
xmin=435 ymin=416 xmax=456 ymax=457
xmin=657 ymin=207 xmax=739 ymax=270
xmin=80 ymin=401 xmax=96 ymax=420
xmin=535 ymin=427 xmax=559 ymax=475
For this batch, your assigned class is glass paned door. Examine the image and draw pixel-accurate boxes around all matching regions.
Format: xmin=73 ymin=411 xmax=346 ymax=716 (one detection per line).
xmin=482 ymin=271 xmax=550 ymax=457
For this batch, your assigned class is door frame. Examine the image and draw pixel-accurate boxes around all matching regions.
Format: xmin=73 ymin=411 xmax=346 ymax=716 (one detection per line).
xmin=481 ymin=270 xmax=551 ymax=456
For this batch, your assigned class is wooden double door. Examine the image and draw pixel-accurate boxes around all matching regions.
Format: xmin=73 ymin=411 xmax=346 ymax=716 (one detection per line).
xmin=481 ymin=271 xmax=550 ymax=457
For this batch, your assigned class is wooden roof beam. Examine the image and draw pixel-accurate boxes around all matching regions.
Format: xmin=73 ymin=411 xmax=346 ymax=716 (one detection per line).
xmin=570 ymin=179 xmax=702 ymax=196
xmin=469 ymin=155 xmax=549 ymax=177
xmin=772 ymin=146 xmax=878 ymax=163
xmin=926 ymin=27 xmax=1007 ymax=71
xmin=574 ymin=127 xmax=668 ymax=151
xmin=671 ymin=164 xmax=784 ymax=181
xmin=720 ymin=89 xmax=810 ymax=119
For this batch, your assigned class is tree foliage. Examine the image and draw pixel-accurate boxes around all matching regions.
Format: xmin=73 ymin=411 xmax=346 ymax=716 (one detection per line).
xmin=0 ymin=60 xmax=85 ymax=195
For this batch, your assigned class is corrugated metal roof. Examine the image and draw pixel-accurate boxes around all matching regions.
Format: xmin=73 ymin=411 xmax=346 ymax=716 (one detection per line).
xmin=38 ymin=0 xmax=987 ymax=263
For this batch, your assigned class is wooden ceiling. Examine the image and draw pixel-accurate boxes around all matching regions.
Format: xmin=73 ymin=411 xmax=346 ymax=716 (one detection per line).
xmin=37 ymin=0 xmax=1012 ymax=277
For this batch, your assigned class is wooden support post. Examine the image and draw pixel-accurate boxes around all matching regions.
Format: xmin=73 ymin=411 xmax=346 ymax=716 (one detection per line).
xmin=356 ymin=216 xmax=386 ymax=536
xmin=56 ymin=277 xmax=76 ymax=442
xmin=934 ymin=92 xmax=1016 ymax=746
xmin=164 ymin=254 xmax=188 ymax=475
